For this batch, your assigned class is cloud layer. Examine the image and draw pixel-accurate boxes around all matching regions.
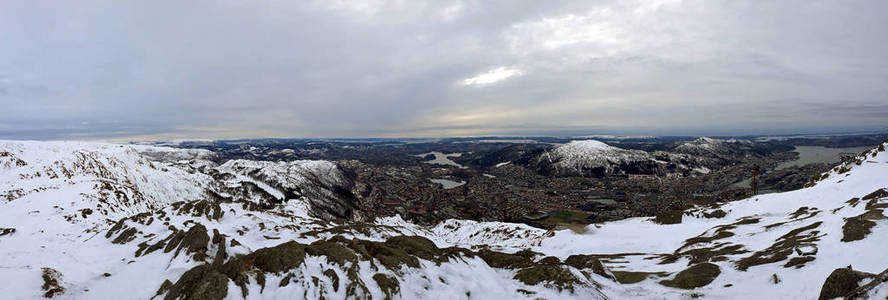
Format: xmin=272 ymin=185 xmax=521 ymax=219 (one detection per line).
xmin=1 ymin=0 xmax=886 ymax=140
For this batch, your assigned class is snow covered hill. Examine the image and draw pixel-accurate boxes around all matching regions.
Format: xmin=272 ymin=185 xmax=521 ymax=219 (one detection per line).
xmin=535 ymin=140 xmax=708 ymax=177
xmin=1 ymin=139 xmax=887 ymax=299
xmin=673 ymin=137 xmax=755 ymax=156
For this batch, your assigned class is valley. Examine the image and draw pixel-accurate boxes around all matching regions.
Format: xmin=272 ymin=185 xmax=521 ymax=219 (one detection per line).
xmin=1 ymin=134 xmax=886 ymax=299
xmin=169 ymin=134 xmax=883 ymax=227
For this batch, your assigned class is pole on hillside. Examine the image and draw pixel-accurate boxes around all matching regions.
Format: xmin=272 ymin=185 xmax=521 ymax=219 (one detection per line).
xmin=751 ymin=164 xmax=759 ymax=195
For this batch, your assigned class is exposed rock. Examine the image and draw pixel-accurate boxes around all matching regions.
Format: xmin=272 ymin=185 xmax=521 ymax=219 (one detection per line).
xmin=844 ymin=266 xmax=888 ymax=298
xmin=703 ymin=209 xmax=727 ymax=219
xmin=818 ymin=267 xmax=875 ymax=300
xmin=842 ymin=216 xmax=876 ymax=243
xmin=307 ymin=240 xmax=359 ymax=266
xmin=175 ymin=224 xmax=211 ymax=260
xmin=659 ymin=263 xmax=721 ymax=289
xmin=784 ymin=256 xmax=816 ymax=269
xmin=736 ymin=221 xmax=822 ymax=271
xmin=216 ymin=159 xmax=360 ymax=221
xmin=564 ymin=255 xmax=613 ymax=280
xmin=323 ymin=269 xmax=340 ymax=292
xmin=163 ymin=264 xmax=228 ymax=300
xmin=612 ymin=271 xmax=669 ymax=284
xmin=244 ymin=241 xmax=306 ymax=273
xmin=41 ymin=267 xmax=65 ymax=298
xmin=539 ymin=256 xmax=561 ymax=265
xmin=655 ymin=209 xmax=683 ymax=224
xmin=478 ymin=249 xmax=534 ymax=269
xmin=373 ymin=273 xmax=400 ymax=300
xmin=513 ymin=265 xmax=583 ymax=292
xmin=862 ymin=188 xmax=888 ymax=200
xmin=0 ymin=227 xmax=15 ymax=237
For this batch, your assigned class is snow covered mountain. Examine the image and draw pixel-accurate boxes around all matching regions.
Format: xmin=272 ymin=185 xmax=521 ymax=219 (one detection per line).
xmin=534 ymin=140 xmax=708 ymax=177
xmin=1 ymin=139 xmax=887 ymax=299
xmin=673 ymin=137 xmax=758 ymax=157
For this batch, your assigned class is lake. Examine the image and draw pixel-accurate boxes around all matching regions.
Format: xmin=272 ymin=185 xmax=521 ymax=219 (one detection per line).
xmin=730 ymin=145 xmax=871 ymax=190
xmin=774 ymin=146 xmax=871 ymax=170
xmin=430 ymin=178 xmax=466 ymax=189
xmin=415 ymin=152 xmax=466 ymax=168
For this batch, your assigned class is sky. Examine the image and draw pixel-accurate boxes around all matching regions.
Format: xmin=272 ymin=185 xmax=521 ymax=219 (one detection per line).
xmin=1 ymin=0 xmax=887 ymax=141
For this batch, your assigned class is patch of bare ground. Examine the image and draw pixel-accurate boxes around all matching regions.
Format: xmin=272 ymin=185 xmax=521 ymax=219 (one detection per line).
xmin=611 ymin=271 xmax=670 ymax=284
xmin=41 ymin=268 xmax=65 ymax=298
xmin=841 ymin=191 xmax=887 ymax=243
xmin=0 ymin=227 xmax=15 ymax=237
xmin=659 ymin=263 xmax=720 ymax=289
xmin=736 ymin=221 xmax=823 ymax=271
xmin=659 ymin=217 xmax=759 ymax=265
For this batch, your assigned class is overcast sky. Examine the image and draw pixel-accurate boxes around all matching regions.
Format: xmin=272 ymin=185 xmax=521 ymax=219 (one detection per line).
xmin=2 ymin=0 xmax=887 ymax=140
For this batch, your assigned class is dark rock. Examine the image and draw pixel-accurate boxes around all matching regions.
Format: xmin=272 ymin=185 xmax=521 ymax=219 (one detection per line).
xmin=478 ymin=249 xmax=534 ymax=269
xmin=306 ymin=241 xmax=358 ymax=266
xmin=659 ymin=263 xmax=720 ymax=289
xmin=703 ymin=210 xmax=727 ymax=219
xmin=564 ymin=255 xmax=613 ymax=280
xmin=41 ymin=267 xmax=65 ymax=298
xmin=245 ymin=241 xmax=306 ymax=273
xmin=538 ymin=256 xmax=561 ymax=265
xmin=513 ymin=265 xmax=582 ymax=292
xmin=0 ymin=227 xmax=15 ymax=237
xmin=163 ymin=264 xmax=229 ymax=300
xmin=818 ymin=267 xmax=875 ymax=300
xmin=373 ymin=273 xmax=400 ymax=300
xmin=655 ymin=209 xmax=683 ymax=224
xmin=842 ymin=217 xmax=876 ymax=242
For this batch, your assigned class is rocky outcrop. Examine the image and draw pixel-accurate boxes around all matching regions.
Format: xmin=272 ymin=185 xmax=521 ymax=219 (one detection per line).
xmin=818 ymin=267 xmax=875 ymax=300
xmin=215 ymin=159 xmax=360 ymax=221
xmin=157 ymin=235 xmax=602 ymax=300
xmin=659 ymin=263 xmax=721 ymax=289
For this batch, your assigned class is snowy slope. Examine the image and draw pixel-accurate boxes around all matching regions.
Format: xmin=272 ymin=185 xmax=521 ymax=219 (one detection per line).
xmin=1 ymin=140 xmax=887 ymax=299
xmin=528 ymin=141 xmax=888 ymax=299
xmin=0 ymin=141 xmax=609 ymax=300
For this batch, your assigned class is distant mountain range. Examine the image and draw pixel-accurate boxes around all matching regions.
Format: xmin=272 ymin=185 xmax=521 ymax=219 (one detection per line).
xmin=1 ymin=139 xmax=887 ymax=299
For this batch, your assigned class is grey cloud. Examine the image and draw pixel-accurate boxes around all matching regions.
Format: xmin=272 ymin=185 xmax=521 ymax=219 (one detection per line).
xmin=1 ymin=0 xmax=886 ymax=140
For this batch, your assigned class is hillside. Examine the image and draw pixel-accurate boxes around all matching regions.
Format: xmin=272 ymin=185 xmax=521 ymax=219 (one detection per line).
xmin=532 ymin=140 xmax=711 ymax=177
xmin=1 ymin=140 xmax=887 ymax=299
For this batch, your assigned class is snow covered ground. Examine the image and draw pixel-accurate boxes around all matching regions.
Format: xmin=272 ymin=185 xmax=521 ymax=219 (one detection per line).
xmin=1 ymin=140 xmax=887 ymax=299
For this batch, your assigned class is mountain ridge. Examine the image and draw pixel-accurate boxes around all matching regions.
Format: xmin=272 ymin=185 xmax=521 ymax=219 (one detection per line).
xmin=1 ymin=139 xmax=887 ymax=299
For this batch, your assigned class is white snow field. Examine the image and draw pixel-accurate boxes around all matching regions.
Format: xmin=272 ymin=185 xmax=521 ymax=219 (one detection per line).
xmin=1 ymin=140 xmax=887 ymax=299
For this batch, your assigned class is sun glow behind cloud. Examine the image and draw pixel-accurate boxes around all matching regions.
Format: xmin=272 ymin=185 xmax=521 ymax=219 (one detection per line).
xmin=459 ymin=67 xmax=524 ymax=86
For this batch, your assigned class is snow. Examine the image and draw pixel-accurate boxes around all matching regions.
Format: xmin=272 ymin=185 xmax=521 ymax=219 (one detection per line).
xmin=495 ymin=161 xmax=511 ymax=168
xmin=548 ymin=140 xmax=654 ymax=173
xmin=1 ymin=140 xmax=887 ymax=299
